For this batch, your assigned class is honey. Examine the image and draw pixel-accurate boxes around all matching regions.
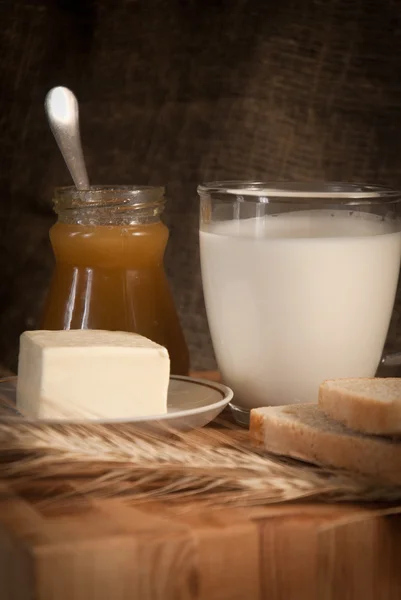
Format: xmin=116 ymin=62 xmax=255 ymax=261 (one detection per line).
xmin=41 ymin=186 xmax=189 ymax=375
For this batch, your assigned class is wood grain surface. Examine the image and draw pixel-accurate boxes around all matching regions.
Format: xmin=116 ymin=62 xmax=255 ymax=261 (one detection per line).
xmin=1 ymin=372 xmax=401 ymax=599
xmin=1 ymin=488 xmax=401 ymax=600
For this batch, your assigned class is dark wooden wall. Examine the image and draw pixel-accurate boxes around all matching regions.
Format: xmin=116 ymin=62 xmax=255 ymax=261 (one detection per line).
xmin=1 ymin=0 xmax=401 ymax=371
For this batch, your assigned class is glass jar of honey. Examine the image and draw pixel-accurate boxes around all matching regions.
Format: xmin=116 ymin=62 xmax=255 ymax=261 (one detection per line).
xmin=41 ymin=185 xmax=190 ymax=375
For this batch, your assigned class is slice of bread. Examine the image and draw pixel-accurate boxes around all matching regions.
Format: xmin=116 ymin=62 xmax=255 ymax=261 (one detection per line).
xmin=319 ymin=378 xmax=401 ymax=435
xmin=250 ymin=404 xmax=401 ymax=484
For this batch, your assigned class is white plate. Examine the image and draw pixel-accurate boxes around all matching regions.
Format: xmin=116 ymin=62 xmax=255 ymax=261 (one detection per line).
xmin=0 ymin=376 xmax=233 ymax=431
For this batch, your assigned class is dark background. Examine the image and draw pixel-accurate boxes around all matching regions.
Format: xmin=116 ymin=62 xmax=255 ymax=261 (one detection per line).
xmin=1 ymin=0 xmax=401 ymax=373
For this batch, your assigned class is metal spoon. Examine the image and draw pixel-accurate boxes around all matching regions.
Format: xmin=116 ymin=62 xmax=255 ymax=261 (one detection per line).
xmin=45 ymin=86 xmax=90 ymax=190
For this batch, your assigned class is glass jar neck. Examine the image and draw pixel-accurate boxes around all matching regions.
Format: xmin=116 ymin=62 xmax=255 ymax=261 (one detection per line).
xmin=53 ymin=186 xmax=166 ymax=226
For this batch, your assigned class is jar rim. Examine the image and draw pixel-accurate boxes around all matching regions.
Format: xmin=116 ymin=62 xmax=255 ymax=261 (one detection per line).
xmin=52 ymin=185 xmax=166 ymax=224
xmin=54 ymin=185 xmax=165 ymax=206
xmin=197 ymin=181 xmax=401 ymax=204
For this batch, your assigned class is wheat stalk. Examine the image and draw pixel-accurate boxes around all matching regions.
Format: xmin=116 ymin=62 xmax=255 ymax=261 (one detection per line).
xmin=0 ymin=418 xmax=401 ymax=507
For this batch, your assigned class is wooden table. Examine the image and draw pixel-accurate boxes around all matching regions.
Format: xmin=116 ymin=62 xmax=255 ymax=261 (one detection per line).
xmin=1 ymin=373 xmax=401 ymax=600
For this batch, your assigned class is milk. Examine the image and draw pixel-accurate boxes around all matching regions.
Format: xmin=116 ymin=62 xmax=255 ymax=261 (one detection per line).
xmin=200 ymin=210 xmax=401 ymax=408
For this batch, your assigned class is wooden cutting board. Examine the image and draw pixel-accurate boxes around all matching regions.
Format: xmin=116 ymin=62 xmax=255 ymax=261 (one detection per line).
xmin=1 ymin=372 xmax=401 ymax=599
xmin=1 ymin=488 xmax=401 ymax=600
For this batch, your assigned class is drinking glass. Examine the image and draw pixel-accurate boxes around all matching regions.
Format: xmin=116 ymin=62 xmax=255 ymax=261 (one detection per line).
xmin=198 ymin=182 xmax=401 ymax=426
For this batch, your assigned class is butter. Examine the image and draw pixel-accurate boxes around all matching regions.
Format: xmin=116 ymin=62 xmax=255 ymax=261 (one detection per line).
xmin=16 ymin=330 xmax=170 ymax=420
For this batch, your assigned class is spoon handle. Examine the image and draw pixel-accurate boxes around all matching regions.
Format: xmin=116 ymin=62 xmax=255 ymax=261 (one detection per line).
xmin=45 ymin=87 xmax=90 ymax=190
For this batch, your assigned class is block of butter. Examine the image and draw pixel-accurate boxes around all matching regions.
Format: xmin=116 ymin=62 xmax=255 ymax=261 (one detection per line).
xmin=16 ymin=330 xmax=170 ymax=420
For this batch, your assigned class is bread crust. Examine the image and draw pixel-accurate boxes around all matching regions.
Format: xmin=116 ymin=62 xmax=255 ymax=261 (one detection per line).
xmin=249 ymin=411 xmax=265 ymax=447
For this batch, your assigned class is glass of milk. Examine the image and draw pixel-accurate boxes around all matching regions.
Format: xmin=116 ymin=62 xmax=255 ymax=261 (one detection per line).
xmin=198 ymin=182 xmax=401 ymax=426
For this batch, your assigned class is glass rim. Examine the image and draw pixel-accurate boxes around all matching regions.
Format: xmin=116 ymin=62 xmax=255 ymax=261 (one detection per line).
xmin=197 ymin=181 xmax=401 ymax=203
